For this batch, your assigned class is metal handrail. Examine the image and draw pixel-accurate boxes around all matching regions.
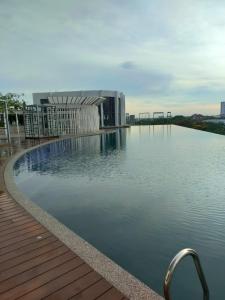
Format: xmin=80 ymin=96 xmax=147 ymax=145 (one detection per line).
xmin=164 ymin=248 xmax=209 ymax=300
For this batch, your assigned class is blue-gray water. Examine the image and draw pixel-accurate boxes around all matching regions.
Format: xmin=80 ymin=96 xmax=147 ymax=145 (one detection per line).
xmin=14 ymin=125 xmax=225 ymax=299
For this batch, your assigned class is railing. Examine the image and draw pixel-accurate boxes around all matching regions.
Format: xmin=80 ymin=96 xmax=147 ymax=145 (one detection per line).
xmin=164 ymin=248 xmax=209 ymax=300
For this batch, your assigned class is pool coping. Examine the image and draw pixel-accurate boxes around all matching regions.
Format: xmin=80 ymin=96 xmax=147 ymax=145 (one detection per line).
xmin=4 ymin=132 xmax=164 ymax=300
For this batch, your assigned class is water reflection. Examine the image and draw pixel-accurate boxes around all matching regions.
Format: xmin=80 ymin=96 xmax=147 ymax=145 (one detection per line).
xmin=136 ymin=124 xmax=172 ymax=138
xmin=102 ymin=129 xmax=126 ymax=152
xmin=15 ymin=129 xmax=127 ymax=177
xmin=152 ymin=124 xmax=172 ymax=137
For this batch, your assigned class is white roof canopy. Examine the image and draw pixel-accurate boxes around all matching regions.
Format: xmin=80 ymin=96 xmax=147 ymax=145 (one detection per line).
xmin=48 ymin=96 xmax=106 ymax=106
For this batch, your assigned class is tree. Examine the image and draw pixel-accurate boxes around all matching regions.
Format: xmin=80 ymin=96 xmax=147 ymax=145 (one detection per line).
xmin=0 ymin=93 xmax=25 ymax=113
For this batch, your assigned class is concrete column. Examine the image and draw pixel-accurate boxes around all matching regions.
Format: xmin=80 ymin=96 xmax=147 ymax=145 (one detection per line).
xmin=100 ymin=103 xmax=104 ymax=128
xmin=114 ymin=92 xmax=119 ymax=126
xmin=3 ymin=112 xmax=7 ymax=137
xmin=119 ymin=93 xmax=125 ymax=126
xmin=4 ymin=101 xmax=11 ymax=143
xmin=15 ymin=112 xmax=20 ymax=135
xmin=121 ymin=94 xmax=124 ymax=126
xmin=36 ymin=105 xmax=40 ymax=138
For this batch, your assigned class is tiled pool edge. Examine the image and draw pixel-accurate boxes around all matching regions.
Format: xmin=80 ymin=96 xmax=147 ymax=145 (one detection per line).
xmin=4 ymin=136 xmax=164 ymax=300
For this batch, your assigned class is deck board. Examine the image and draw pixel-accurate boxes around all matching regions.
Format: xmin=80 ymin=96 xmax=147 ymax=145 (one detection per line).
xmin=44 ymin=271 xmax=102 ymax=300
xmin=70 ymin=279 xmax=112 ymax=299
xmin=0 ymin=252 xmax=76 ymax=294
xmin=0 ymin=220 xmax=38 ymax=236
xmin=0 ymin=236 xmax=57 ymax=263
xmin=0 ymin=191 xmax=127 ymax=299
xmin=97 ymin=287 xmax=125 ymax=300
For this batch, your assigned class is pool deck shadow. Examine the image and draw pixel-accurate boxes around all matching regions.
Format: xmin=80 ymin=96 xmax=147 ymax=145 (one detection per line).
xmin=0 ymin=134 xmax=164 ymax=300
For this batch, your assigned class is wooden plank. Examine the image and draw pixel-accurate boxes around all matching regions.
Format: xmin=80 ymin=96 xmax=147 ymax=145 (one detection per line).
xmin=70 ymin=278 xmax=112 ymax=300
xmin=0 ymin=207 xmax=24 ymax=216
xmin=12 ymin=215 xmax=36 ymax=223
xmin=0 ymin=196 xmax=13 ymax=201
xmin=0 ymin=231 xmax=52 ymax=256
xmin=0 ymin=199 xmax=13 ymax=205
xmin=21 ymin=264 xmax=93 ymax=300
xmin=0 ymin=194 xmax=11 ymax=199
xmin=0 ymin=217 xmax=37 ymax=231
xmin=0 ymin=202 xmax=23 ymax=210
xmin=0 ymin=223 xmax=43 ymax=243
xmin=0 ymin=220 xmax=39 ymax=237
xmin=0 ymin=227 xmax=47 ymax=249
xmin=44 ymin=271 xmax=102 ymax=300
xmin=0 ymin=203 xmax=23 ymax=211
xmin=0 ymin=240 xmax=63 ymax=272
xmin=0 ymin=257 xmax=85 ymax=300
xmin=0 ymin=204 xmax=17 ymax=210
xmin=0 ymin=251 xmax=75 ymax=294
xmin=0 ymin=211 xmax=28 ymax=223
xmin=0 ymin=235 xmax=57 ymax=263
xmin=96 ymin=287 xmax=125 ymax=300
xmin=0 ymin=245 xmax=68 ymax=282
xmin=0 ymin=219 xmax=12 ymax=227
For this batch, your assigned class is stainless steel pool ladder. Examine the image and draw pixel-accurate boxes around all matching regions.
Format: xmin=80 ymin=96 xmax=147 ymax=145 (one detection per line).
xmin=163 ymin=248 xmax=209 ymax=300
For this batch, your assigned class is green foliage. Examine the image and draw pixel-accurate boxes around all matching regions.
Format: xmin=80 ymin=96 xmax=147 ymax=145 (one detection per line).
xmin=173 ymin=116 xmax=225 ymax=136
xmin=0 ymin=93 xmax=25 ymax=113
xmin=135 ymin=117 xmax=172 ymax=125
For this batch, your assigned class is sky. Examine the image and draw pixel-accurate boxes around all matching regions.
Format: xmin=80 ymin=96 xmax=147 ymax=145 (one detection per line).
xmin=1 ymin=0 xmax=225 ymax=116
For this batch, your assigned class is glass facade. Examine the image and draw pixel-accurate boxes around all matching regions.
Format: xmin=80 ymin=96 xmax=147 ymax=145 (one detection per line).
xmin=102 ymin=97 xmax=115 ymax=126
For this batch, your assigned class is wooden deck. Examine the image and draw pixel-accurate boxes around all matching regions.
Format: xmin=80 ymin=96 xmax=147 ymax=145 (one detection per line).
xmin=0 ymin=137 xmax=128 ymax=300
xmin=0 ymin=192 xmax=128 ymax=300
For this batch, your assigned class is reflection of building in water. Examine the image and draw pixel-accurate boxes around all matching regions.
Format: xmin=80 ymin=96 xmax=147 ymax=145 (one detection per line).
xmin=24 ymin=91 xmax=126 ymax=138
xmin=166 ymin=124 xmax=172 ymax=136
xmin=100 ymin=129 xmax=126 ymax=153
xmin=152 ymin=124 xmax=172 ymax=137
xmin=134 ymin=124 xmax=172 ymax=138
xmin=14 ymin=136 xmax=101 ymax=175
xmin=14 ymin=130 xmax=127 ymax=175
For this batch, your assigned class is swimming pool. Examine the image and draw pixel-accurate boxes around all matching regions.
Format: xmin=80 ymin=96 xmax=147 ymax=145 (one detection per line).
xmin=14 ymin=125 xmax=225 ymax=299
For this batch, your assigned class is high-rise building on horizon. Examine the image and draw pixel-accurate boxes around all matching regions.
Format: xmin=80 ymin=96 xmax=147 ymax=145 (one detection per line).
xmin=220 ymin=101 xmax=225 ymax=117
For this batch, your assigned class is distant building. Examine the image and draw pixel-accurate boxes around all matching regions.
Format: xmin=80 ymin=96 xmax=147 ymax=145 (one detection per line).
xmin=126 ymin=113 xmax=130 ymax=124
xmin=129 ymin=115 xmax=136 ymax=124
xmin=24 ymin=90 xmax=126 ymax=138
xmin=221 ymin=102 xmax=225 ymax=117
xmin=191 ymin=114 xmax=204 ymax=121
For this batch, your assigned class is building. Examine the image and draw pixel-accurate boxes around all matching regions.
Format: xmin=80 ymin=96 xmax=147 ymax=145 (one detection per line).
xmin=129 ymin=115 xmax=136 ymax=124
xmin=24 ymin=90 xmax=126 ymax=138
xmin=126 ymin=113 xmax=130 ymax=124
xmin=221 ymin=102 xmax=225 ymax=117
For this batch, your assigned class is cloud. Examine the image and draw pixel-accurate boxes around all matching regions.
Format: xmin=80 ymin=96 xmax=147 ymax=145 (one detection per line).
xmin=120 ymin=61 xmax=136 ymax=70
xmin=0 ymin=0 xmax=225 ymax=115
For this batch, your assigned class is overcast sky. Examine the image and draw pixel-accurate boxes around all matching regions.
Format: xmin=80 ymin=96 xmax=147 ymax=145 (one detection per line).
xmin=1 ymin=0 xmax=225 ymax=115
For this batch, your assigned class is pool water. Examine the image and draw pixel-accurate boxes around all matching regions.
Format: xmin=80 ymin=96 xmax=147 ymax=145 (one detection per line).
xmin=14 ymin=125 xmax=225 ymax=299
